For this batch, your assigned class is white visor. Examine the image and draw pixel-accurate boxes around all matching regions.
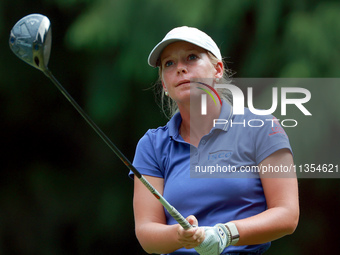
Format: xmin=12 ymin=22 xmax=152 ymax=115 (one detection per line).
xmin=148 ymin=26 xmax=222 ymax=67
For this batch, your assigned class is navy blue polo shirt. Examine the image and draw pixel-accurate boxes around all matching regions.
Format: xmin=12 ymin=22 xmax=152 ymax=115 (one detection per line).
xmin=130 ymin=100 xmax=292 ymax=254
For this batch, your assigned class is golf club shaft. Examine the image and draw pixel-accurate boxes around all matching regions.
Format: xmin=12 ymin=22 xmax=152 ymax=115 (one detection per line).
xmin=43 ymin=69 xmax=192 ymax=230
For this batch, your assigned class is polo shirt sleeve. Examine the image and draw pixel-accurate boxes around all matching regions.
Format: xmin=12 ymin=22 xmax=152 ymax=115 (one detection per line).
xmin=253 ymin=115 xmax=293 ymax=165
xmin=129 ymin=130 xmax=164 ymax=179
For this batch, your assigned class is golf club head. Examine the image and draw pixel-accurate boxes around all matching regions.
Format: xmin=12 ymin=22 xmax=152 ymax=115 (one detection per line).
xmin=9 ymin=14 xmax=52 ymax=72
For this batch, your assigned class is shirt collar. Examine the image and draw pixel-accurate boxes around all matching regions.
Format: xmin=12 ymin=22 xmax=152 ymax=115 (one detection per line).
xmin=168 ymin=111 xmax=182 ymax=139
xmin=212 ymin=100 xmax=233 ymax=132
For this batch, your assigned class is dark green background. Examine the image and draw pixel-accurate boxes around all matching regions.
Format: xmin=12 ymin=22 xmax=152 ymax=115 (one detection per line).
xmin=1 ymin=0 xmax=339 ymax=254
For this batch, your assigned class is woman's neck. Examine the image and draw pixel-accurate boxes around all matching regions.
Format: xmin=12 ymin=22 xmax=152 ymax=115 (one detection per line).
xmin=178 ymin=100 xmax=221 ymax=147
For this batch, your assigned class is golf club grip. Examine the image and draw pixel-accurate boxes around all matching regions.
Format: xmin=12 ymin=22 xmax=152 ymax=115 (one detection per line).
xmin=168 ymin=206 xmax=192 ymax=230
xmin=139 ymin=176 xmax=192 ymax=230
xmin=43 ymin=70 xmax=192 ymax=230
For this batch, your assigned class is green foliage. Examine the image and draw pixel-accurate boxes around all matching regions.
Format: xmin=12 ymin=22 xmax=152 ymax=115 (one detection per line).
xmin=282 ymin=2 xmax=340 ymax=77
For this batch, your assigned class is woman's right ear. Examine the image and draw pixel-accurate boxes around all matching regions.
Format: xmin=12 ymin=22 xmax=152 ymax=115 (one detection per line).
xmin=161 ymin=80 xmax=169 ymax=96
xmin=161 ymin=80 xmax=167 ymax=91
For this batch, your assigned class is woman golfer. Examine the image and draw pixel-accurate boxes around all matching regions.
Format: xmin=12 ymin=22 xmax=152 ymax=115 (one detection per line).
xmin=130 ymin=26 xmax=299 ymax=255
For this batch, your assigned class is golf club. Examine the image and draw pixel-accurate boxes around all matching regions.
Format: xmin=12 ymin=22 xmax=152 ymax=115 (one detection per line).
xmin=9 ymin=14 xmax=192 ymax=230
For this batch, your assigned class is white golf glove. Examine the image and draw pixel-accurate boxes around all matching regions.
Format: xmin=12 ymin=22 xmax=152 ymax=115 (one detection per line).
xmin=194 ymin=223 xmax=229 ymax=255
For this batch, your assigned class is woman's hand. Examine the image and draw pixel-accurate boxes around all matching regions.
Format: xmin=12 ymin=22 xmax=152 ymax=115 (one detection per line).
xmin=177 ymin=215 xmax=205 ymax=249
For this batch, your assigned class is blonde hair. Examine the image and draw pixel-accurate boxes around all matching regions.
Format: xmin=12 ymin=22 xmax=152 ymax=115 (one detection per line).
xmin=155 ymin=51 xmax=233 ymax=119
